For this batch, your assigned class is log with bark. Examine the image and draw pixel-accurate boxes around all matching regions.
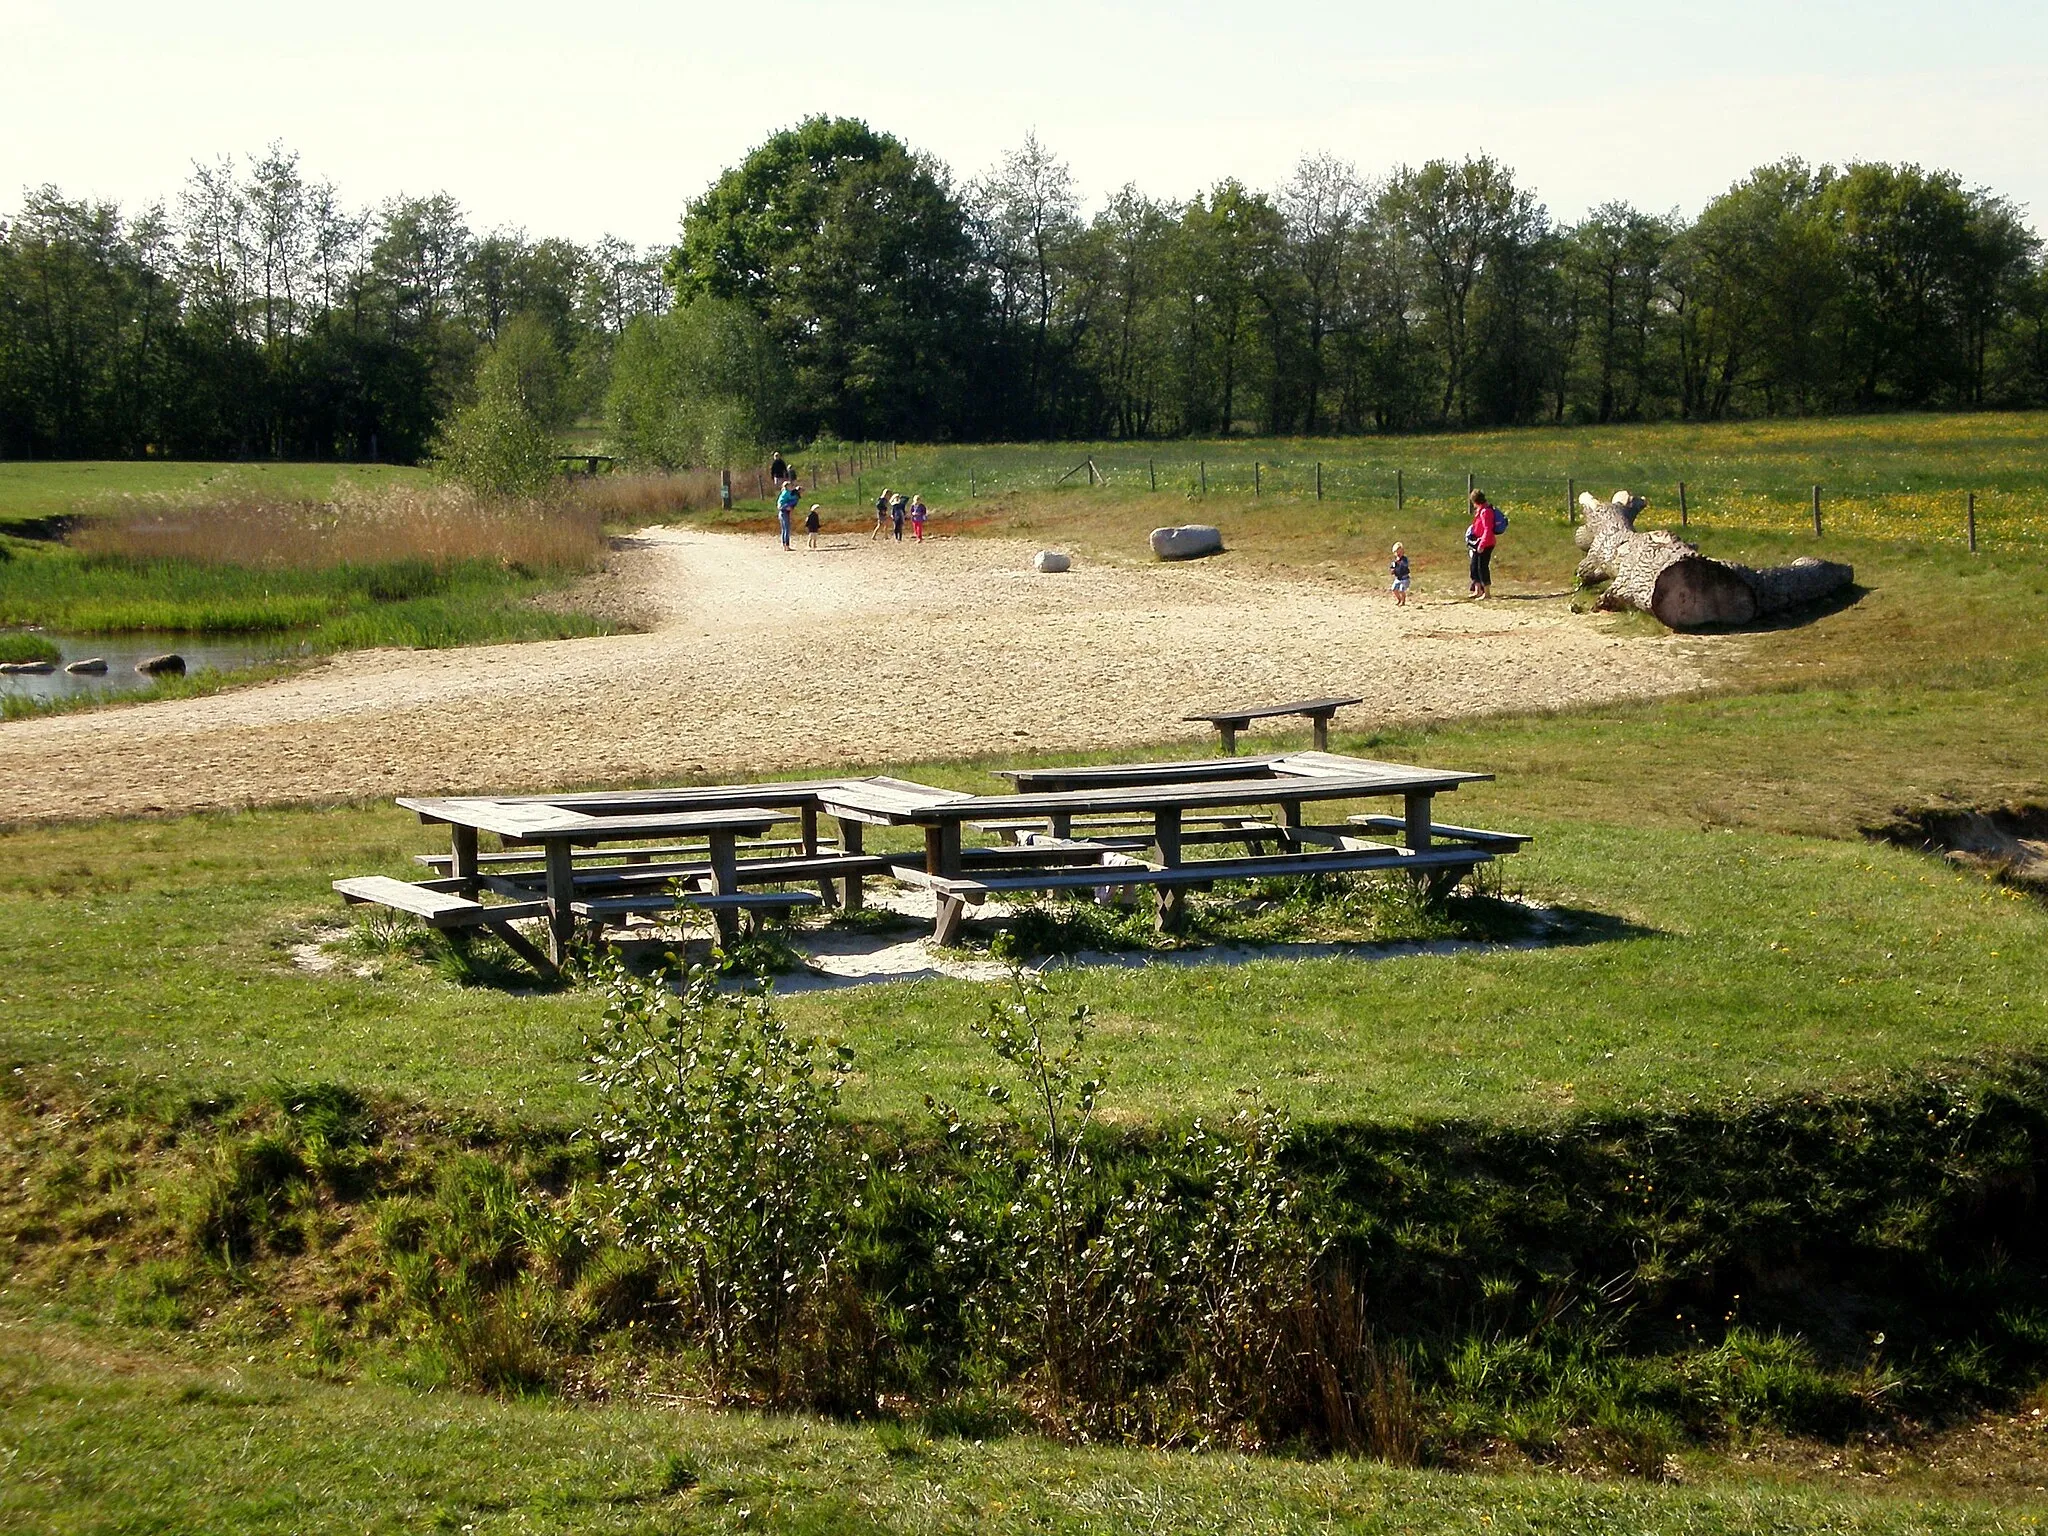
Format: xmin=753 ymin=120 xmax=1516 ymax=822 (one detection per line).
xmin=1573 ymin=490 xmax=1853 ymax=630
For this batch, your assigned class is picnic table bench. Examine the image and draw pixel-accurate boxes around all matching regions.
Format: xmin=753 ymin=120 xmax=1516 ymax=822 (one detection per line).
xmin=1183 ymin=696 xmax=1365 ymax=754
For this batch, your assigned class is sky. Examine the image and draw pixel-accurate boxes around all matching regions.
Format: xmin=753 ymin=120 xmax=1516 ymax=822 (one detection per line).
xmin=6 ymin=0 xmax=2046 ymax=248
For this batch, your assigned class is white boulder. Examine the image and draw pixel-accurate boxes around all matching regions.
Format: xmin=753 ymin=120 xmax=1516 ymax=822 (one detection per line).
xmin=1149 ymin=525 xmax=1224 ymax=561
xmin=1033 ymin=550 xmax=1072 ymax=573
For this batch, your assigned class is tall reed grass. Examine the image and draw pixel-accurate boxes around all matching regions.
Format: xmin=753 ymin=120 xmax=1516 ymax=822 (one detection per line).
xmin=71 ymin=483 xmax=606 ymax=575
xmin=566 ymin=470 xmax=730 ymax=524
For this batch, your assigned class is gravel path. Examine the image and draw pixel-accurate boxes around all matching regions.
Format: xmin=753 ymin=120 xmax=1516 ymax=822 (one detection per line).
xmin=0 ymin=528 xmax=1710 ymax=824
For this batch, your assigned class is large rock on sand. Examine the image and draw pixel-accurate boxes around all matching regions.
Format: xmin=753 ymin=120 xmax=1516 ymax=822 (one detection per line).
xmin=1149 ymin=525 xmax=1223 ymax=561
xmin=1033 ymin=550 xmax=1072 ymax=573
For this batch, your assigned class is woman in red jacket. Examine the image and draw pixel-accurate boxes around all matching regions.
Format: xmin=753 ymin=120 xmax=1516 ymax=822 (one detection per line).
xmin=1466 ymin=490 xmax=1499 ymax=599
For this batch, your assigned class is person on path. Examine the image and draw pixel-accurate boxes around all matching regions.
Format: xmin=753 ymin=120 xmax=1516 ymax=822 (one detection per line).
xmin=1466 ymin=490 xmax=1499 ymax=598
xmin=872 ymin=490 xmax=890 ymax=541
xmin=804 ymin=503 xmax=821 ymax=550
xmin=889 ymin=490 xmax=908 ymax=542
xmin=770 ymin=451 xmax=789 ymax=487
xmin=777 ymin=481 xmax=800 ymax=550
xmin=910 ymin=494 xmax=928 ymax=542
xmin=1389 ymin=542 xmax=1411 ymax=606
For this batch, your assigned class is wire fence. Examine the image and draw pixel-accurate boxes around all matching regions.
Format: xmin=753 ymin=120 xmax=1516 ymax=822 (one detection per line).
xmin=741 ymin=441 xmax=2045 ymax=550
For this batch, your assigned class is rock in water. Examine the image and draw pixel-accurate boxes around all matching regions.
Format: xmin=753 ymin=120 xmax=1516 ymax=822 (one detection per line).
xmin=65 ymin=657 xmax=108 ymax=674
xmin=0 ymin=660 xmax=54 ymax=674
xmin=136 ymin=653 xmax=187 ymax=675
xmin=1033 ymin=550 xmax=1072 ymax=573
xmin=1149 ymin=525 xmax=1224 ymax=561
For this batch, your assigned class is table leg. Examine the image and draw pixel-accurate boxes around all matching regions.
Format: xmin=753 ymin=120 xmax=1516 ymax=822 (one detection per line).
xmin=1404 ymin=793 xmax=1434 ymax=851
xmin=542 ymin=839 xmax=576 ymax=965
xmin=1049 ymin=810 xmax=1073 ymax=840
xmin=1311 ymin=711 xmax=1331 ymax=751
xmin=1217 ymin=722 xmax=1238 ymax=755
xmin=836 ymin=817 xmax=865 ymax=910
xmin=450 ymin=824 xmax=479 ymax=896
xmin=706 ymin=829 xmax=740 ymax=946
xmin=1279 ymin=800 xmax=1303 ymax=853
xmin=802 ymin=802 xmax=836 ymax=908
xmin=925 ymin=822 xmax=962 ymax=878
xmin=1153 ymin=807 xmax=1186 ymax=934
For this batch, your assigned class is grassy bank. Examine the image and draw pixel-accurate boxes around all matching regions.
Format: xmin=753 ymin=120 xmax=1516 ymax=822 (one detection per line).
xmin=7 ymin=1304 xmax=2036 ymax=1535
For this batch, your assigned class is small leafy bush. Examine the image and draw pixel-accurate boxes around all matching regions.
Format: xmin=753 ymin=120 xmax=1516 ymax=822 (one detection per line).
xmin=584 ymin=950 xmax=852 ymax=1398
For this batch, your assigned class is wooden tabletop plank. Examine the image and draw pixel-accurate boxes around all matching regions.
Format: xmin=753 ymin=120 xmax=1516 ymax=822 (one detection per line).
xmin=994 ymin=756 xmax=1282 ymax=790
xmin=400 ymin=797 xmax=788 ymax=841
xmin=1183 ymin=695 xmax=1364 ymax=724
xmin=838 ymin=770 xmax=1479 ymax=824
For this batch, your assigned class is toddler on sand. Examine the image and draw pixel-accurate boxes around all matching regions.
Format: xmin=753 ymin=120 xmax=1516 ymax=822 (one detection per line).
xmin=1389 ymin=543 xmax=1411 ymax=606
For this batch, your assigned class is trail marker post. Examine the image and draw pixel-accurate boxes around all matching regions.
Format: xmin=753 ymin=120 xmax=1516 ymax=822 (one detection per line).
xmin=720 ymin=469 xmax=732 ymax=510
xmin=1149 ymin=459 xmax=1156 ymax=492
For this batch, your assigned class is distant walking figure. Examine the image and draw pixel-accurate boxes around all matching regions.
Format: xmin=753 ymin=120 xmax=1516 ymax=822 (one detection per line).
xmin=889 ymin=490 xmax=908 ymax=542
xmin=804 ymin=503 xmax=821 ymax=550
xmin=777 ymin=481 xmax=800 ymax=550
xmin=872 ymin=490 xmax=891 ymax=540
xmin=1389 ymin=542 xmax=1410 ymax=606
xmin=1466 ymin=490 xmax=1500 ymax=598
xmin=770 ymin=451 xmax=789 ymax=486
xmin=910 ymin=495 xmax=927 ymax=542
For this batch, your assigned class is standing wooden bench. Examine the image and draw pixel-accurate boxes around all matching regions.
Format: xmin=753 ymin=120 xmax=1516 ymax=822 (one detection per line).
xmin=1183 ymin=696 xmax=1364 ymax=754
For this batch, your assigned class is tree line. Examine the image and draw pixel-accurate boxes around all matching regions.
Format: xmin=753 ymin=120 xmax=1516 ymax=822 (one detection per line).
xmin=7 ymin=123 xmax=2048 ymax=465
xmin=0 ymin=144 xmax=667 ymax=461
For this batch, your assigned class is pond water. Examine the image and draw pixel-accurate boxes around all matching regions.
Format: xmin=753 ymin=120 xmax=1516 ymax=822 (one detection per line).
xmin=0 ymin=631 xmax=308 ymax=706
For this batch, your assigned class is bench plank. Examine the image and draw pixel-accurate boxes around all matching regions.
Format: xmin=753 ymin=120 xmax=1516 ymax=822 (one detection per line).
xmin=1347 ymin=814 xmax=1532 ymax=848
xmin=334 ymin=876 xmax=550 ymax=929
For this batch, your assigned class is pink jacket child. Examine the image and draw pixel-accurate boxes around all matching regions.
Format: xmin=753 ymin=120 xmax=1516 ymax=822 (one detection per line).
xmin=1466 ymin=494 xmax=1499 ymax=598
xmin=910 ymin=496 xmax=928 ymax=541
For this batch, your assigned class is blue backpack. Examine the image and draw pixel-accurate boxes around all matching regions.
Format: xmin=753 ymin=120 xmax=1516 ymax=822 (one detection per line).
xmin=1491 ymin=506 xmax=1508 ymax=535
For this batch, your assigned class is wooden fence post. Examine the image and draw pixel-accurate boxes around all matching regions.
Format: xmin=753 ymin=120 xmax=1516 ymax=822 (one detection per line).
xmin=1812 ymin=484 xmax=1823 ymax=537
xmin=1315 ymin=461 xmax=1323 ymax=501
xmin=1200 ymin=461 xmax=1206 ymax=495
xmin=1466 ymin=471 xmax=1475 ymax=500
xmin=1396 ymin=469 xmax=1403 ymax=510
xmin=1968 ymin=491 xmax=1977 ymax=553
xmin=1149 ymin=458 xmax=1156 ymax=492
xmin=969 ymin=469 xmax=975 ymax=498
xmin=1678 ymin=480 xmax=1688 ymax=527
xmin=1567 ymin=477 xmax=1575 ymax=523
xmin=1254 ymin=461 xmax=1261 ymax=497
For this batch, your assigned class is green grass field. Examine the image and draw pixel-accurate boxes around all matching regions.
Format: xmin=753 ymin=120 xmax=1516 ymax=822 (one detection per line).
xmin=5 ymin=415 xmax=2048 ymax=1529
xmin=0 ymin=459 xmax=429 ymax=536
xmin=753 ymin=411 xmax=2048 ymax=555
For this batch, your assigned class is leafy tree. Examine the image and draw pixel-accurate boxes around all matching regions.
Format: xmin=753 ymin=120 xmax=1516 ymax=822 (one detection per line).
xmin=605 ymin=297 xmax=782 ymax=469
xmin=669 ymin=115 xmax=987 ymax=440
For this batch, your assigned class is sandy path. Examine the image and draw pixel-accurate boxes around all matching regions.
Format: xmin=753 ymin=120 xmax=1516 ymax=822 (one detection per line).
xmin=0 ymin=530 xmax=1710 ymax=824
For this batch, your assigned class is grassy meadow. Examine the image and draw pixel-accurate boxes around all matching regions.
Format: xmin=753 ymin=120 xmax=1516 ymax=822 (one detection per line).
xmin=5 ymin=413 xmax=2048 ymax=1529
xmin=742 ymin=410 xmax=2048 ymax=561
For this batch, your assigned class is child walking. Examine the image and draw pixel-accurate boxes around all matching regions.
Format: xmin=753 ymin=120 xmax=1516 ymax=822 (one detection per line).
xmin=1389 ymin=542 xmax=1410 ymax=606
xmin=909 ymin=494 xmax=927 ymax=542
xmin=889 ymin=490 xmax=908 ymax=541
xmin=872 ymin=490 xmax=890 ymax=540
xmin=804 ymin=503 xmax=821 ymax=550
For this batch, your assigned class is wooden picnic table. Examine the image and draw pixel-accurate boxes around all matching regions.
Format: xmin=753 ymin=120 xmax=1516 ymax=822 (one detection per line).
xmin=396 ymin=796 xmax=794 ymax=960
xmin=818 ymin=754 xmax=1493 ymax=942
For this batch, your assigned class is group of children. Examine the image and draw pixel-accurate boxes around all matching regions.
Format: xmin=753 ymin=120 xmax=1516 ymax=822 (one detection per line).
xmin=1387 ymin=489 xmax=1506 ymax=605
xmin=870 ymin=488 xmax=928 ymax=543
xmin=770 ymin=474 xmax=929 ymax=551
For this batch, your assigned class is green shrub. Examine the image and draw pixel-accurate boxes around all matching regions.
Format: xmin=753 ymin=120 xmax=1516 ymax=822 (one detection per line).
xmin=584 ymin=950 xmax=852 ymax=1399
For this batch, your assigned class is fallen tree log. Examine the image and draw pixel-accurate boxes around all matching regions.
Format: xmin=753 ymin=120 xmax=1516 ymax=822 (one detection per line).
xmin=1576 ymin=490 xmax=1854 ymax=629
